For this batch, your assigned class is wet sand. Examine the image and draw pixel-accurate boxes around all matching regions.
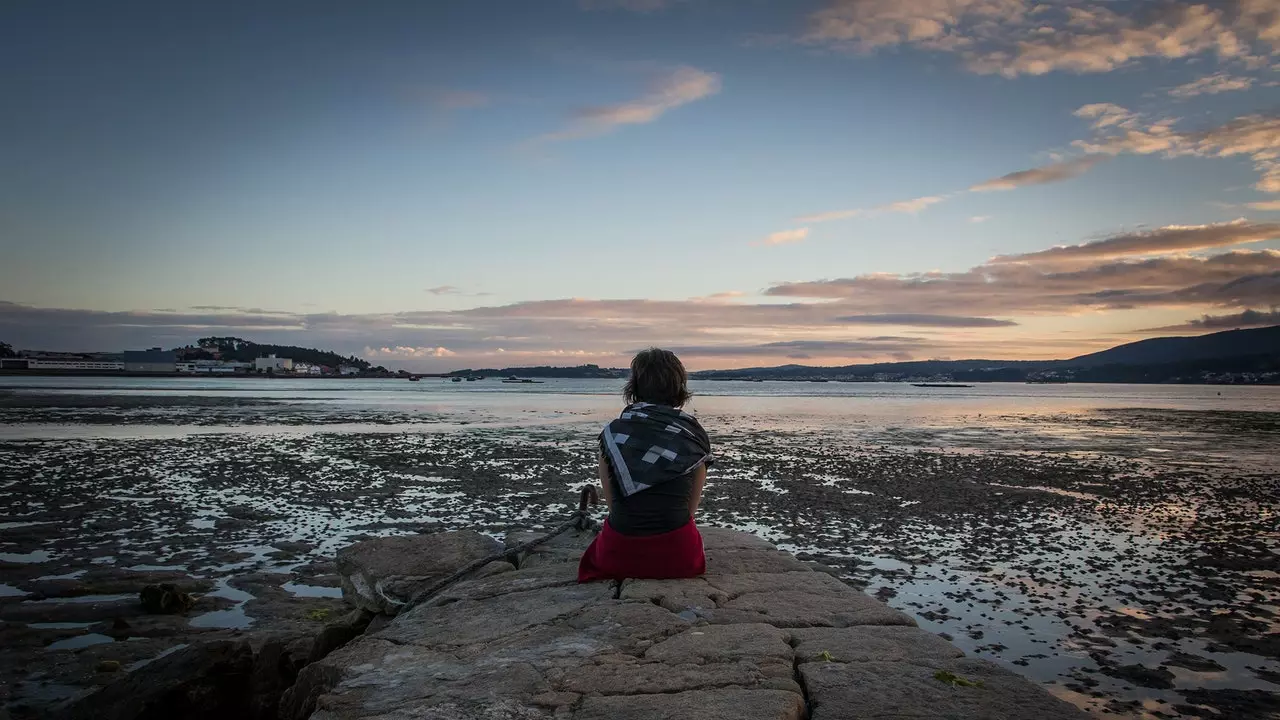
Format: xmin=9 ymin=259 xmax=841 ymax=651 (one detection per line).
xmin=1 ymin=389 xmax=1277 ymax=718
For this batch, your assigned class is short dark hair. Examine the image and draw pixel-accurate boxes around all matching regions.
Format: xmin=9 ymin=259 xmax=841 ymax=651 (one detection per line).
xmin=624 ymin=348 xmax=691 ymax=408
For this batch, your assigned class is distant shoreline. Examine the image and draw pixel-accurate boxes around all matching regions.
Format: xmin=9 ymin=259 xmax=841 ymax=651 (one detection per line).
xmin=0 ymin=369 xmax=1274 ymax=385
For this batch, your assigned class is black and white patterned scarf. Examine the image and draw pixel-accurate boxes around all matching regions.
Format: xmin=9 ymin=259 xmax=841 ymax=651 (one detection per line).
xmin=599 ymin=402 xmax=713 ymax=498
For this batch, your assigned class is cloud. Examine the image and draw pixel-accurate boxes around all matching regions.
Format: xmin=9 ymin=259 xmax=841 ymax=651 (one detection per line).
xmin=759 ymin=227 xmax=810 ymax=246
xmin=537 ymin=66 xmax=720 ymax=142
xmin=1168 ymin=72 xmax=1256 ymax=98
xmin=835 ymin=313 xmax=1017 ymax=327
xmin=970 ymin=216 xmax=991 ymax=223
xmin=802 ymin=0 xmax=1280 ymax=78
xmin=1073 ymin=106 xmax=1280 ymax=193
xmin=7 ymin=228 xmax=1280 ymax=368
xmin=366 ymin=346 xmax=457 ymax=358
xmin=970 ymin=156 xmax=1104 ymax=192
xmin=1248 ymin=200 xmax=1280 ymax=210
xmin=665 ymin=338 xmax=927 ymax=360
xmin=426 ymin=285 xmax=462 ymax=295
xmin=797 ymin=194 xmax=945 ymax=223
xmin=990 ymin=219 xmax=1280 ymax=264
xmin=766 ymin=249 xmax=1280 ymax=315
xmin=1187 ymin=308 xmax=1280 ymax=328
xmin=1149 ymin=307 xmax=1280 ymax=331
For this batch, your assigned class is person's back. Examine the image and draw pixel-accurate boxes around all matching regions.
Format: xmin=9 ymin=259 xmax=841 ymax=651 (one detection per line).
xmin=578 ymin=348 xmax=711 ymax=582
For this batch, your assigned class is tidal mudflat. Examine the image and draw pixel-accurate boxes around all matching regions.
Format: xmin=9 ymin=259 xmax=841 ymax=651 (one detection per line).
xmin=0 ymin=382 xmax=1277 ymax=718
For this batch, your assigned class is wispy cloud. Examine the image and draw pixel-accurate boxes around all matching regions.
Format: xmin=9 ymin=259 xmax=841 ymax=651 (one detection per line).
xmin=426 ymin=285 xmax=462 ymax=295
xmin=969 ymin=216 xmax=991 ymax=223
xmin=536 ymin=66 xmax=720 ymax=142
xmin=1168 ymin=72 xmax=1256 ymax=98
xmin=835 ymin=313 xmax=1017 ymax=327
xmin=989 ymin=219 xmax=1280 ymax=264
xmin=759 ymin=227 xmax=810 ymax=246
xmin=1148 ymin=308 xmax=1280 ymax=331
xmin=802 ymin=0 xmax=1280 ymax=78
xmin=797 ymin=194 xmax=944 ymax=224
xmin=7 ymin=225 xmax=1280 ymax=368
xmin=1073 ymin=105 xmax=1280 ymax=193
xmin=970 ymin=156 xmax=1104 ymax=192
xmin=1248 ymin=200 xmax=1280 ymax=210
xmin=366 ymin=345 xmax=456 ymax=358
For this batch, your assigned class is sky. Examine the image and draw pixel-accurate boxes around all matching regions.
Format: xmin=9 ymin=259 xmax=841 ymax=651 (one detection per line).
xmin=2 ymin=0 xmax=1279 ymax=370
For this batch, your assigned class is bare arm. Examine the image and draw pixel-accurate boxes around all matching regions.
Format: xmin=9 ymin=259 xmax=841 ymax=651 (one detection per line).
xmin=689 ymin=463 xmax=706 ymax=519
xmin=597 ymin=452 xmax=614 ymax=510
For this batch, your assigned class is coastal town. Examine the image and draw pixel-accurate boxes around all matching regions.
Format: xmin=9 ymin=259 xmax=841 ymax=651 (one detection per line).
xmin=0 ymin=338 xmax=376 ymax=377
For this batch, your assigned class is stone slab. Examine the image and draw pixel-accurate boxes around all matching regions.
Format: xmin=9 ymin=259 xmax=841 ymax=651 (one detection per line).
xmin=573 ymin=687 xmax=805 ymax=720
xmin=710 ymin=589 xmax=916 ymax=628
xmin=791 ymin=626 xmax=965 ymax=665
xmin=335 ymin=530 xmax=502 ymax=614
xmin=618 ymin=576 xmax=726 ymax=612
xmin=800 ymin=658 xmax=1090 ymax=720
xmin=644 ymin=623 xmax=794 ymax=665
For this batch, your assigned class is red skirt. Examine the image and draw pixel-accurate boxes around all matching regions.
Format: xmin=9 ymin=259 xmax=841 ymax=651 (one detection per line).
xmin=577 ymin=518 xmax=706 ymax=582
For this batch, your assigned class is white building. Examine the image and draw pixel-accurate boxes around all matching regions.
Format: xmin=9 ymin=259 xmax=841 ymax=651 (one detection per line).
xmin=254 ymin=354 xmax=294 ymax=373
xmin=339 ymin=365 xmax=361 ymax=376
xmin=27 ymin=358 xmax=124 ymax=371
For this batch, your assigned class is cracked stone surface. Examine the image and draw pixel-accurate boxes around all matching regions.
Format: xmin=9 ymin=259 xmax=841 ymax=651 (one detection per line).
xmin=292 ymin=527 xmax=1088 ymax=720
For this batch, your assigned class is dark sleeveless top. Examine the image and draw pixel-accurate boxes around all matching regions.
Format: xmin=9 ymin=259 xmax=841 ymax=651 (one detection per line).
xmin=603 ymin=458 xmax=695 ymax=536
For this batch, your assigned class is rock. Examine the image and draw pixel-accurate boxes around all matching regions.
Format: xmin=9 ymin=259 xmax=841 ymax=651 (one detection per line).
xmin=1100 ymin=662 xmax=1176 ymax=689
xmin=95 ymin=660 xmax=121 ymax=673
xmin=574 ymin=688 xmax=805 ymax=720
xmin=644 ymin=623 xmax=793 ymax=665
xmin=139 ymin=583 xmax=196 ymax=614
xmin=708 ymin=587 xmax=916 ymax=628
xmin=504 ymin=528 xmax=594 ymax=568
xmin=52 ymin=640 xmax=255 ymax=720
xmin=1165 ymin=651 xmax=1226 ymax=672
xmin=294 ymin=528 xmax=1085 ymax=720
xmin=790 ymin=625 xmax=966 ymax=665
xmin=335 ymin=530 xmax=503 ymax=614
xmin=307 ymin=608 xmax=374 ymax=664
xmin=249 ymin=634 xmax=312 ymax=720
xmin=799 ymin=658 xmax=1088 ymax=720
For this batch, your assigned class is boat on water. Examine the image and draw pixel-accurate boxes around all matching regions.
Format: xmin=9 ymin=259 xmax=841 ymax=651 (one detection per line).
xmin=466 ymin=376 xmax=478 ymax=381
xmin=408 ymin=376 xmax=420 ymax=382
xmin=451 ymin=377 xmax=462 ymax=382
xmin=501 ymin=375 xmax=543 ymax=384
xmin=912 ymin=383 xmax=973 ymax=388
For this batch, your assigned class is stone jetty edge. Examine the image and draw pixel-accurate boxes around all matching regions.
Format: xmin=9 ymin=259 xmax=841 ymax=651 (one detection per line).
xmin=279 ymin=526 xmax=1089 ymax=720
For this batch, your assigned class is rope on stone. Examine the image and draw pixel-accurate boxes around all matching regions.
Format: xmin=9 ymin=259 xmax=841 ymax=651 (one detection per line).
xmin=397 ymin=484 xmax=601 ymax=615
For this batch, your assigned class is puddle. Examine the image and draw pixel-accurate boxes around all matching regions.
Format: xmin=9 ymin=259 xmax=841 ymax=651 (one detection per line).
xmin=0 ymin=521 xmax=55 ymax=530
xmin=126 ymin=643 xmax=188 ymax=672
xmin=29 ymin=622 xmax=95 ymax=629
xmin=46 ymin=633 xmax=115 ymax=651
xmin=0 ymin=583 xmax=30 ymax=597
xmin=188 ymin=577 xmax=254 ymax=629
xmin=282 ymin=582 xmax=343 ymax=599
xmin=0 ymin=550 xmax=54 ymax=563
xmin=34 ymin=570 xmax=86 ymax=581
xmin=25 ymin=594 xmax=135 ymax=605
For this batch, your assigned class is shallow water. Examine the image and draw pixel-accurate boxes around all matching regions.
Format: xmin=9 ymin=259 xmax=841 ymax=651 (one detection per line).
xmin=2 ymin=376 xmax=1278 ymax=718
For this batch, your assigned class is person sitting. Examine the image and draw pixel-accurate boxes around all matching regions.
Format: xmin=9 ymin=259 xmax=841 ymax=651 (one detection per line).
xmin=578 ymin=348 xmax=712 ymax=582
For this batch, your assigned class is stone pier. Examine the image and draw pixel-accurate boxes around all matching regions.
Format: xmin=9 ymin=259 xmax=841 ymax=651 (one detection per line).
xmin=283 ymin=527 xmax=1089 ymax=720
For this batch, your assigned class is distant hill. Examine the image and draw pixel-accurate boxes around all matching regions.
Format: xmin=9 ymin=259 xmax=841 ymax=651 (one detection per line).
xmin=1060 ymin=325 xmax=1280 ymax=368
xmin=691 ymin=325 xmax=1280 ymax=384
xmin=446 ymin=364 xmax=626 ymax=379
xmin=194 ymin=337 xmax=372 ymax=370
